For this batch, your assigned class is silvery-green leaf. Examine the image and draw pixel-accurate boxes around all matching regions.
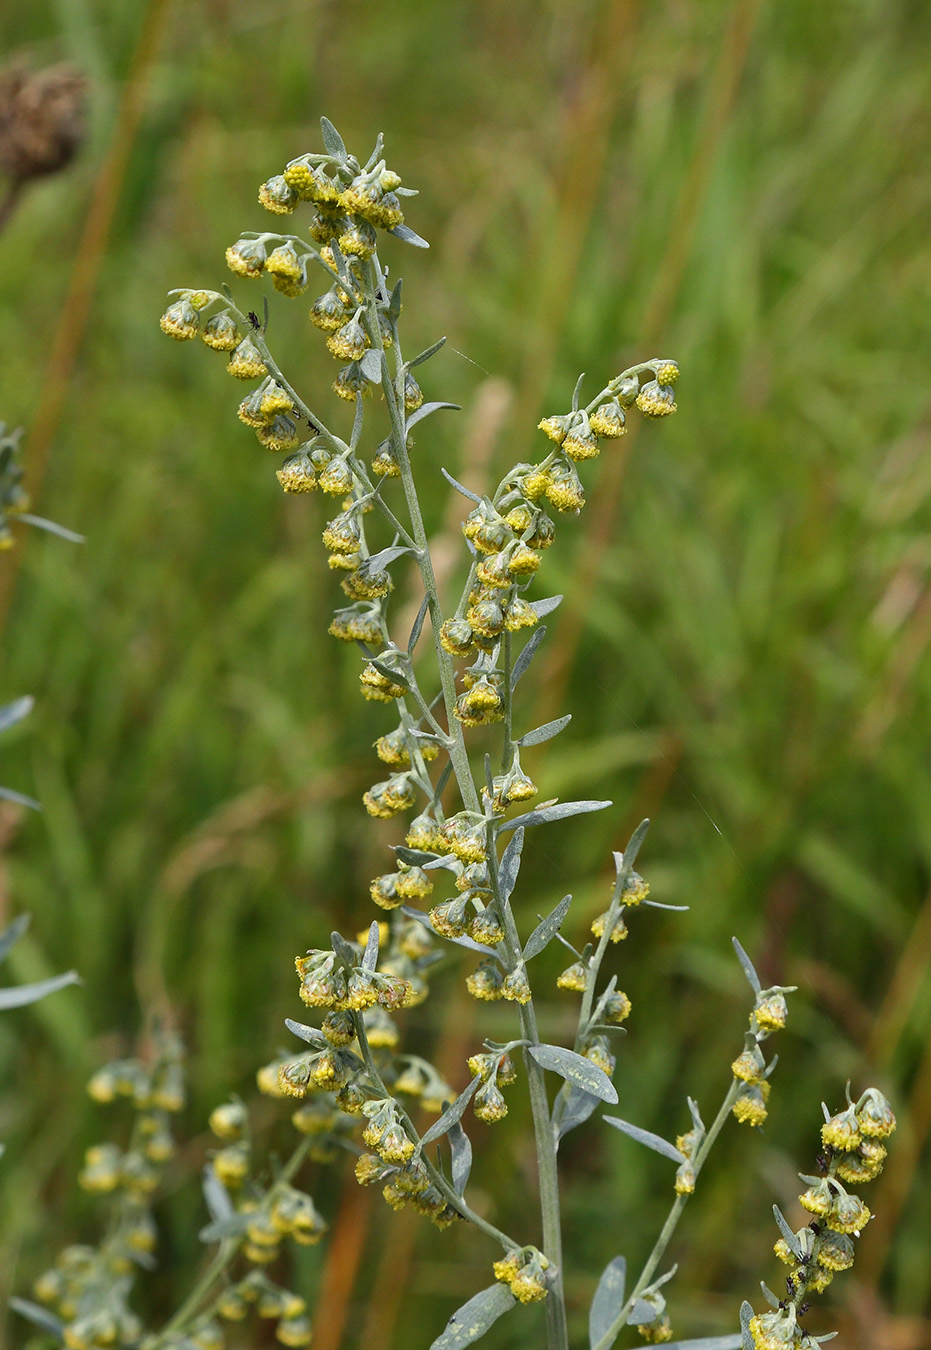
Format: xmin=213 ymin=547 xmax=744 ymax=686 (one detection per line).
xmin=406 ymin=401 xmax=460 ymax=432
xmin=517 ymin=715 xmax=572 ymax=748
xmin=627 ymin=1339 xmax=742 ymax=1350
xmin=510 ymin=626 xmax=547 ymax=692
xmin=367 ymin=544 xmax=413 ymax=570
xmin=772 ymin=1205 xmax=802 ymax=1258
xmin=389 ymin=222 xmax=430 ymax=249
xmin=202 ymin=1164 xmax=234 ymax=1222
xmin=615 ymin=819 xmax=650 ymax=882
xmin=394 ymin=845 xmax=438 ymax=868
xmin=418 ymin=1076 xmax=481 ymax=1147
xmin=198 ymin=1212 xmax=250 ymax=1244
xmin=739 ymin=1301 xmax=755 ymax=1350
xmin=523 ymin=896 xmax=572 ymax=961
xmin=530 ymin=595 xmax=563 ymax=618
xmin=284 ymin=1019 xmax=328 ymax=1048
xmin=760 ymin=1283 xmax=779 ymax=1310
xmin=359 ymin=349 xmax=383 ymax=383
xmin=0 ymin=695 xmax=33 ymax=734
xmin=388 ymin=279 xmax=403 ymax=321
xmin=320 ymin=116 xmax=347 ymax=160
xmin=0 ymin=969 xmax=79 ymax=1010
xmin=440 ymin=467 xmax=483 ymax=503
xmin=448 ymin=1118 xmax=472 ymax=1195
xmin=0 ymin=784 xmax=41 ymax=811
xmin=687 ymin=1098 xmax=704 ymax=1133
xmin=408 ymin=595 xmax=430 ymax=654
xmin=498 ymin=828 xmax=524 ymax=901
xmin=571 ymin=372 xmax=586 ymax=411
xmin=429 ymin=1282 xmax=516 ymax=1349
xmin=0 ymin=914 xmax=30 ymax=964
xmin=410 ymin=337 xmax=446 ymax=368
xmin=362 ymin=922 xmax=380 ymax=972
xmin=18 ymin=513 xmax=84 ymax=543
xmin=499 ymin=800 xmax=612 ymax=833
xmin=627 ymin=1300 xmax=657 ymax=1325
xmin=732 ymin=937 xmax=761 ymax=995
xmin=9 ymin=1298 xmax=64 ymax=1339
xmin=589 ymin=1256 xmax=627 ymax=1349
xmin=603 ymin=1117 xmax=686 ymax=1164
xmin=553 ymin=1081 xmax=601 ymax=1142
xmin=330 ymin=930 xmax=358 ymax=967
xmin=528 ymin=1044 xmax=618 ymax=1103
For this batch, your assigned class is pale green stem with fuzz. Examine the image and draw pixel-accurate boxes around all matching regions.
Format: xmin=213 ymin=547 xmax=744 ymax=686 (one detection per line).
xmin=591 ymin=1079 xmax=742 ymax=1350
xmin=487 ymin=835 xmax=570 ymax=1350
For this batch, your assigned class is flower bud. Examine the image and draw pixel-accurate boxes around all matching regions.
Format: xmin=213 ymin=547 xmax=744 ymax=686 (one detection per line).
xmin=201 ymin=311 xmax=242 ymax=351
xmin=636 ymin=379 xmax=676 ymax=417
xmin=226 ymin=238 xmax=267 ymax=276
xmin=259 ymin=175 xmax=298 ymax=214
xmin=227 ymin=337 xmax=267 ymax=380
xmin=159 ymin=297 xmax=199 ymax=340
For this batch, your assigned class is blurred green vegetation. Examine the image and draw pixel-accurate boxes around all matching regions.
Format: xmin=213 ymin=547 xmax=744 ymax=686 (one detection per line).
xmin=2 ymin=0 xmax=931 ymax=1347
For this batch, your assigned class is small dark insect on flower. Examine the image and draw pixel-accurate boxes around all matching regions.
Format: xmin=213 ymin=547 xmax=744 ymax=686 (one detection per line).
xmin=785 ymin=1277 xmax=796 ymax=1297
xmin=247 ymin=310 xmax=262 ymax=331
xmin=798 ymin=1302 xmax=812 ymax=1317
xmin=816 ymin=1151 xmax=829 ymax=1173
xmin=809 ymin=1220 xmax=823 ymax=1237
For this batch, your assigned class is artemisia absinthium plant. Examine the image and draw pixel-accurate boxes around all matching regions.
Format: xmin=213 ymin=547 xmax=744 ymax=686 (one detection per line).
xmin=137 ymin=116 xmax=890 ymax=1350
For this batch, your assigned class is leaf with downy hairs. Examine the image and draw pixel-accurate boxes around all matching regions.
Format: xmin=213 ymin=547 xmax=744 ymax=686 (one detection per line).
xmin=406 ymin=400 xmax=460 ymax=432
xmin=510 ymin=626 xmax=547 ymax=692
xmin=320 ymin=116 xmax=347 ymax=160
xmin=602 ymin=1116 xmax=686 ymax=1164
xmin=440 ymin=467 xmax=483 ymax=504
xmin=410 ymin=336 xmax=447 ymax=368
xmin=284 ymin=1019 xmax=328 ymax=1048
xmin=389 ymin=222 xmax=430 ymax=249
xmin=530 ymin=594 xmax=562 ymax=618
xmin=408 ymin=595 xmax=430 ymax=654
xmin=732 ymin=937 xmax=761 ymax=995
xmin=554 ymin=1081 xmax=601 ymax=1143
xmin=418 ymin=1076 xmax=481 ymax=1147
xmin=0 ymin=970 xmax=79 ymax=1010
xmin=498 ymin=828 xmax=524 ymax=901
xmin=517 ymin=714 xmax=572 ymax=748
xmin=429 ymin=1283 xmax=517 ymax=1349
xmin=523 ymin=895 xmax=572 ymax=961
xmin=359 ymin=349 xmax=383 ymax=383
xmin=448 ymin=1118 xmax=473 ymax=1195
xmin=589 ymin=1256 xmax=627 ymax=1349
xmin=528 ymin=1044 xmax=618 ymax=1104
xmin=498 ymin=799 xmax=612 ymax=833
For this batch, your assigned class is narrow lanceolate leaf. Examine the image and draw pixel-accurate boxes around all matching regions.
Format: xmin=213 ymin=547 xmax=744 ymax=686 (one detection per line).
xmin=410 ymin=336 xmax=447 ymax=368
xmin=284 ymin=1019 xmax=328 ymax=1049
xmin=510 ymin=626 xmax=547 ymax=692
xmin=202 ymin=1164 xmax=234 ymax=1222
xmin=732 ymin=937 xmax=761 ymax=996
xmin=440 ymin=467 xmax=483 ymax=503
xmin=0 ymin=969 xmax=79 ymax=1010
xmin=429 ymin=1283 xmax=517 ymax=1349
xmin=406 ymin=400 xmax=460 ymax=432
xmin=320 ymin=116 xmax=347 ymax=160
xmin=408 ymin=595 xmax=430 ymax=654
xmin=615 ymin=818 xmax=651 ymax=882
xmin=517 ymin=714 xmax=572 ymax=748
xmin=368 ymin=658 xmax=410 ymax=689
xmin=448 ymin=1119 xmax=473 ymax=1196
xmin=0 ymin=914 xmax=30 ymax=965
xmin=394 ymin=845 xmax=438 ymax=868
xmin=554 ymin=1081 xmax=602 ymax=1143
xmin=498 ymin=800 xmax=612 ymax=833
xmin=589 ymin=1256 xmax=627 ymax=1349
xmin=739 ymin=1301 xmax=755 ymax=1350
xmin=359 ymin=349 xmax=383 ymax=383
xmin=772 ymin=1205 xmax=802 ymax=1259
xmin=198 ymin=1212 xmax=250 ymax=1244
xmin=530 ymin=594 xmax=563 ymax=618
xmin=362 ymin=921 xmax=380 ymax=972
xmin=389 ymin=222 xmax=430 ymax=249
xmin=0 ymin=784 xmax=41 ymax=811
xmin=9 ymin=1298 xmax=65 ymax=1339
xmin=418 ymin=1077 xmax=481 ymax=1148
xmin=388 ymin=278 xmax=403 ymax=321
xmin=602 ymin=1117 xmax=687 ymax=1164
xmin=0 ymin=695 xmax=34 ymax=734
xmin=18 ymin=513 xmax=85 ymax=543
xmin=627 ymin=1338 xmax=742 ymax=1350
xmin=330 ymin=931 xmax=358 ymax=968
xmin=523 ymin=895 xmax=573 ymax=961
xmin=367 ymin=544 xmax=414 ymax=570
xmin=497 ymin=828 xmax=524 ymax=901
xmin=528 ymin=1044 xmax=618 ymax=1104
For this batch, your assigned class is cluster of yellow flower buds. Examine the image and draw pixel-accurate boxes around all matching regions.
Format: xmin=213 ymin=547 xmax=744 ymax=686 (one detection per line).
xmin=492 ymin=1246 xmax=550 ymax=1303
xmin=355 ymin=1150 xmax=459 ymax=1228
xmin=216 ymin=1269 xmax=313 ymax=1346
xmin=467 ymin=1050 xmax=518 ymax=1123
xmin=747 ymin=1088 xmax=895 ymax=1350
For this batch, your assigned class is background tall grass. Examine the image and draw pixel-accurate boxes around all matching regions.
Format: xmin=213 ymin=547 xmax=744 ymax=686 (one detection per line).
xmin=1 ymin=1 xmax=930 ymax=1346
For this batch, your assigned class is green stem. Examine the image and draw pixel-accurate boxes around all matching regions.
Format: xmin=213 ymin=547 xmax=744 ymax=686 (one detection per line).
xmin=590 ymin=1079 xmax=742 ymax=1350
xmin=151 ymin=1240 xmax=239 ymax=1344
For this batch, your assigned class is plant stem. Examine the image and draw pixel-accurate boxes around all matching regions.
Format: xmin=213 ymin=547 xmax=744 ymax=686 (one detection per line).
xmin=591 ymin=1079 xmax=742 ymax=1350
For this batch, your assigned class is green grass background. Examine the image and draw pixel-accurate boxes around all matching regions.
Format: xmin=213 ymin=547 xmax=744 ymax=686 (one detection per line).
xmin=1 ymin=1 xmax=930 ymax=1347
